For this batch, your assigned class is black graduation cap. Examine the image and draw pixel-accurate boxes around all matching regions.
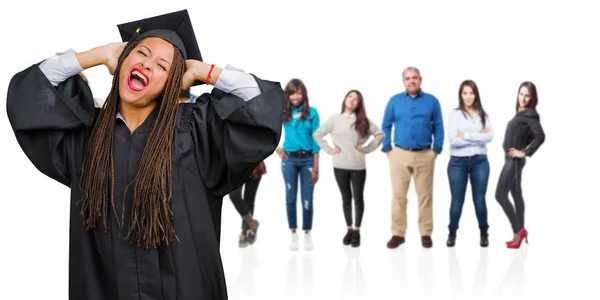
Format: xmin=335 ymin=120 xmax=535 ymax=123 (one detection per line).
xmin=117 ymin=9 xmax=204 ymax=85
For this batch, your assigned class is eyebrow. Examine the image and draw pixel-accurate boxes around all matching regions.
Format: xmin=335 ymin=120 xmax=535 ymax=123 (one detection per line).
xmin=140 ymin=45 xmax=172 ymax=66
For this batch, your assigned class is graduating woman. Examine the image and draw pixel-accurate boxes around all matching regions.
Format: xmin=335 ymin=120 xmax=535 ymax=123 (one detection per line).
xmin=6 ymin=10 xmax=283 ymax=300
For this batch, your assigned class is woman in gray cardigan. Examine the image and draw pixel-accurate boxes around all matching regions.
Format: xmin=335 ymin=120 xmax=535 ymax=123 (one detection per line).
xmin=313 ymin=90 xmax=384 ymax=247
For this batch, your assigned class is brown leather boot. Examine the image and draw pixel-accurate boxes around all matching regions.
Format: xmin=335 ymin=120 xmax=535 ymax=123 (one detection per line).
xmin=387 ymin=236 xmax=405 ymax=249
xmin=246 ymin=219 xmax=259 ymax=245
xmin=421 ymin=236 xmax=433 ymax=248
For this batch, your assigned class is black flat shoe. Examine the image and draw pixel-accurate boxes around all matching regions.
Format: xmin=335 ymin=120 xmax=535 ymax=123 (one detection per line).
xmin=351 ymin=230 xmax=360 ymax=247
xmin=343 ymin=229 xmax=353 ymax=246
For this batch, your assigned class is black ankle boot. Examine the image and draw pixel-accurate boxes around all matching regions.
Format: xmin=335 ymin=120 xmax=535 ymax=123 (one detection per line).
xmin=343 ymin=229 xmax=353 ymax=245
xmin=446 ymin=228 xmax=457 ymax=247
xmin=351 ymin=230 xmax=360 ymax=247
xmin=480 ymin=227 xmax=489 ymax=247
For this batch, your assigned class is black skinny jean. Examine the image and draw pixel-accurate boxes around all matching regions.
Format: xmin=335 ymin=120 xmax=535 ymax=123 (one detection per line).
xmin=495 ymin=157 xmax=526 ymax=233
xmin=334 ymin=168 xmax=366 ymax=227
xmin=229 ymin=176 xmax=261 ymax=230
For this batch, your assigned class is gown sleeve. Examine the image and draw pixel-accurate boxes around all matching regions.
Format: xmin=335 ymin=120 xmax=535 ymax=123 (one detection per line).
xmin=189 ymin=74 xmax=284 ymax=198
xmin=6 ymin=63 xmax=96 ymax=187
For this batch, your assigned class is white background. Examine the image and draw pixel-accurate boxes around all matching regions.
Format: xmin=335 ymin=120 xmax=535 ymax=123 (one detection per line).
xmin=1 ymin=0 xmax=599 ymax=299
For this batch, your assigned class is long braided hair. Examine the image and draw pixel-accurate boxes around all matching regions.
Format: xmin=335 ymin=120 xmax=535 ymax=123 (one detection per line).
xmin=79 ymin=37 xmax=185 ymax=248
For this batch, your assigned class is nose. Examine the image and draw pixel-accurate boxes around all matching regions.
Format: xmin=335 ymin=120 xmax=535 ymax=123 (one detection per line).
xmin=140 ymin=60 xmax=151 ymax=71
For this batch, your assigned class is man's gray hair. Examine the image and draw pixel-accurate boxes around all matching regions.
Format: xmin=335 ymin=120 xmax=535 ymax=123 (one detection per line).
xmin=402 ymin=66 xmax=421 ymax=78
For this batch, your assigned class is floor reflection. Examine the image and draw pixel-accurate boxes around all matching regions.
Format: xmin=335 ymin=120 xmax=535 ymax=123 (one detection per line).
xmin=495 ymin=249 xmax=527 ymax=300
xmin=342 ymin=247 xmax=365 ymax=299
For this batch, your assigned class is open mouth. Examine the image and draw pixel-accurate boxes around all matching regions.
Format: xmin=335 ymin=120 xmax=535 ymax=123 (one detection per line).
xmin=127 ymin=68 xmax=149 ymax=92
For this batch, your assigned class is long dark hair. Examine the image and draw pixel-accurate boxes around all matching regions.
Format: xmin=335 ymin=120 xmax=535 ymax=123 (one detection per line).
xmin=79 ymin=37 xmax=186 ymax=248
xmin=458 ymin=80 xmax=487 ymax=127
xmin=341 ymin=90 xmax=370 ymax=138
xmin=515 ymin=81 xmax=538 ymax=114
xmin=283 ymin=79 xmax=310 ymax=123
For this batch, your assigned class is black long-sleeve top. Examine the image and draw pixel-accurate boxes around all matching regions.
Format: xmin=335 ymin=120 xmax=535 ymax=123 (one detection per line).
xmin=502 ymin=108 xmax=546 ymax=157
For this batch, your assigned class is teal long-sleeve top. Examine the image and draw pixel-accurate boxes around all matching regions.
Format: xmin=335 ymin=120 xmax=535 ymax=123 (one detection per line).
xmin=282 ymin=105 xmax=321 ymax=154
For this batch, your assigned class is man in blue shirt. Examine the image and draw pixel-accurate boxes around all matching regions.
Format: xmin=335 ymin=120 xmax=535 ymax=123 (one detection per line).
xmin=381 ymin=67 xmax=444 ymax=249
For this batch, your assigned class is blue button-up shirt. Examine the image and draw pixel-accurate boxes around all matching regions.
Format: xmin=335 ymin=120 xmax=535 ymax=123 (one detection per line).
xmin=381 ymin=90 xmax=444 ymax=153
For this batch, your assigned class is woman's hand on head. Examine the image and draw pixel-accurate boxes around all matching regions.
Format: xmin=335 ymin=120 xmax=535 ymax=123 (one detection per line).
xmin=102 ymin=42 xmax=126 ymax=75
xmin=181 ymin=60 xmax=200 ymax=90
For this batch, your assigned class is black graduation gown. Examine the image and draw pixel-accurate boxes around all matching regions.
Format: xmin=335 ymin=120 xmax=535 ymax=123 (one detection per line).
xmin=6 ymin=63 xmax=284 ymax=300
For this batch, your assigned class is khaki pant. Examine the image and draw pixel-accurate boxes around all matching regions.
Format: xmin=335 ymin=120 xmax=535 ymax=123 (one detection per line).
xmin=389 ymin=146 xmax=436 ymax=237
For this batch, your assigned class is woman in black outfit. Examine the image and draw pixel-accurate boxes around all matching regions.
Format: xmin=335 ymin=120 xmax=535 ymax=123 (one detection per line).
xmin=495 ymin=81 xmax=545 ymax=249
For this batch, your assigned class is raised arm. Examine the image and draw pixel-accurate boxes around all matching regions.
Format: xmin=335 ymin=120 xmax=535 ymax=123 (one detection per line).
xmin=4 ymin=44 xmax=123 ymax=186
xmin=39 ymin=43 xmax=124 ymax=86
xmin=188 ymin=63 xmax=284 ymax=197
xmin=182 ymin=60 xmax=261 ymax=101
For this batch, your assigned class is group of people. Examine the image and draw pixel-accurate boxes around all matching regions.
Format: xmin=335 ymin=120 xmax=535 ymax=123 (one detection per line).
xmin=5 ymin=9 xmax=545 ymax=300
xmin=226 ymin=66 xmax=545 ymax=253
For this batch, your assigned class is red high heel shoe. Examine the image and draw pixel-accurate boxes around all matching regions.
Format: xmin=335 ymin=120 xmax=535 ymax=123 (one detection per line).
xmin=507 ymin=228 xmax=528 ymax=249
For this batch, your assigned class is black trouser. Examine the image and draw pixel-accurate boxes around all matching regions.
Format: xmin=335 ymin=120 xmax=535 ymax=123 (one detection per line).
xmin=495 ymin=157 xmax=526 ymax=233
xmin=333 ymin=168 xmax=366 ymax=227
xmin=229 ymin=176 xmax=261 ymax=230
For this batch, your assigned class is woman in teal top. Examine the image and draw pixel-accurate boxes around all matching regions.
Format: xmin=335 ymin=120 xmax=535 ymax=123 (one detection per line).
xmin=275 ymin=78 xmax=320 ymax=251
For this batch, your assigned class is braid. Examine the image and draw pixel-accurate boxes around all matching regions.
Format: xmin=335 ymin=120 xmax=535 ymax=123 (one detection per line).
xmin=80 ymin=39 xmax=185 ymax=248
xmin=79 ymin=42 xmax=130 ymax=233
xmin=125 ymin=47 xmax=184 ymax=248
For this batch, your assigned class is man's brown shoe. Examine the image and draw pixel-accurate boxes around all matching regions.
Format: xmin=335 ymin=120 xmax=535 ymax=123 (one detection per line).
xmin=421 ymin=236 xmax=433 ymax=248
xmin=387 ymin=236 xmax=405 ymax=249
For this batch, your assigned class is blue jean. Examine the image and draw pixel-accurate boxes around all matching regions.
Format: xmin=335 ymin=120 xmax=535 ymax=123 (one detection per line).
xmin=281 ymin=151 xmax=315 ymax=231
xmin=447 ymin=154 xmax=490 ymax=230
